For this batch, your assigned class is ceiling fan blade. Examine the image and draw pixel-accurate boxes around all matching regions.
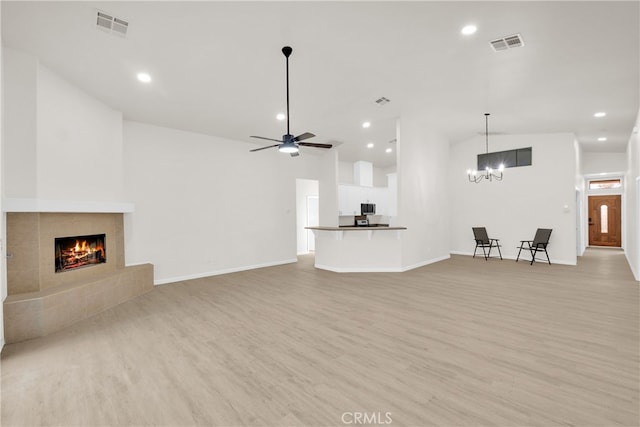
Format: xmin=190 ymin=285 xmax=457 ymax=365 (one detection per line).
xmin=298 ymin=142 xmax=333 ymax=149
xmin=294 ymin=132 xmax=315 ymax=142
xmin=250 ymin=135 xmax=283 ymax=143
xmin=249 ymin=144 xmax=280 ymax=152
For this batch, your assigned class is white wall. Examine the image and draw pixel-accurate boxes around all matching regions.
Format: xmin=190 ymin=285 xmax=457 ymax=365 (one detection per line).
xmin=337 ymin=161 xmax=354 ymax=184
xmin=397 ymin=113 xmax=451 ymax=269
xmin=36 ymin=66 xmax=124 ymax=201
xmin=624 ymin=110 xmax=640 ymax=280
xmin=374 ymin=166 xmax=388 ymax=187
xmin=296 ymin=179 xmax=318 ymax=254
xmin=123 ymin=121 xmax=324 ymax=284
xmin=3 ymin=48 xmax=37 ymax=198
xmin=2 ymin=49 xmax=125 ymax=202
xmin=582 ymin=152 xmax=627 ymax=175
xmin=1 ymin=6 xmax=6 ymax=349
xmin=450 ymin=133 xmax=577 ymax=265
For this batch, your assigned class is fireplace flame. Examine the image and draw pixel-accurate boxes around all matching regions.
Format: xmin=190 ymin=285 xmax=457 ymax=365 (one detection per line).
xmin=56 ymin=234 xmax=106 ymax=272
xmin=63 ymin=239 xmax=105 ymax=264
xmin=73 ymin=240 xmax=95 ymax=254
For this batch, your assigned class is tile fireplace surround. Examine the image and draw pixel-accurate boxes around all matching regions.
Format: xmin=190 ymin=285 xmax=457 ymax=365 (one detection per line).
xmin=4 ymin=211 xmax=153 ymax=343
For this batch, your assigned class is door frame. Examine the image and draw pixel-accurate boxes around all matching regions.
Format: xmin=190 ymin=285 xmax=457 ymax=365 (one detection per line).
xmin=295 ymin=179 xmax=320 ymax=255
xmin=584 ymin=174 xmax=624 ymax=249
xmin=588 ymin=194 xmax=622 ymax=247
xmin=306 ymin=195 xmax=319 ymax=252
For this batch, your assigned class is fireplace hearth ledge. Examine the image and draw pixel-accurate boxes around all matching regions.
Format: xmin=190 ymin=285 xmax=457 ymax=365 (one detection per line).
xmin=2 ymin=198 xmax=134 ymax=213
xmin=3 ymin=263 xmax=153 ymax=344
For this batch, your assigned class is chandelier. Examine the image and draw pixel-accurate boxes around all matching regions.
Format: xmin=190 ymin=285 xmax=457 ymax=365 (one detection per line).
xmin=467 ymin=113 xmax=504 ymax=183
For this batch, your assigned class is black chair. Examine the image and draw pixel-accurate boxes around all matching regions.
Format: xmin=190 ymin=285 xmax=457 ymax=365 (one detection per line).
xmin=472 ymin=227 xmax=502 ymax=260
xmin=516 ymin=228 xmax=552 ymax=265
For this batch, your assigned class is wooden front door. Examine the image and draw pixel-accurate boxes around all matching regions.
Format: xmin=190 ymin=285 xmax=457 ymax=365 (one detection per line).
xmin=588 ymin=195 xmax=621 ymax=247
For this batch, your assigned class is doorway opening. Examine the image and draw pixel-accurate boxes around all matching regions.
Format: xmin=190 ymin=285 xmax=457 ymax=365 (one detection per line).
xmin=296 ymin=179 xmax=319 ymax=255
xmin=588 ymin=194 xmax=621 ymax=247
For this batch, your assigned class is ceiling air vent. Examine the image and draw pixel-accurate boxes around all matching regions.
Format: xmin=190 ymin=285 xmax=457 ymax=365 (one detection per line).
xmin=96 ymin=11 xmax=129 ymax=37
xmin=490 ymin=33 xmax=524 ymax=52
xmin=375 ymin=97 xmax=391 ymax=106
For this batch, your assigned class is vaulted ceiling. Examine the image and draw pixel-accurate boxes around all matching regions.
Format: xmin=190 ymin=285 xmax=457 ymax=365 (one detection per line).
xmin=2 ymin=1 xmax=638 ymax=168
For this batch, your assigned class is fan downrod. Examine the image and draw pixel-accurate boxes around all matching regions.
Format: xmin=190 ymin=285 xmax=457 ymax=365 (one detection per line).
xmin=248 ymin=45 xmax=333 ymax=154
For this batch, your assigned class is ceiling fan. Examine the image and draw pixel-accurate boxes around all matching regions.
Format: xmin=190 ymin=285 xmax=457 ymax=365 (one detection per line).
xmin=250 ymin=46 xmax=332 ymax=157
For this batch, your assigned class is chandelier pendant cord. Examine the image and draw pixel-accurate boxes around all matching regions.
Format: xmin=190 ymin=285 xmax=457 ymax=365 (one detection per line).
xmin=485 ymin=113 xmax=489 ymax=154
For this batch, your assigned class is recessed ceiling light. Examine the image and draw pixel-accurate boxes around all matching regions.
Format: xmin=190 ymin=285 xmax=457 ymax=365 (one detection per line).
xmin=594 ymin=112 xmax=607 ymax=118
xmin=137 ymin=72 xmax=151 ymax=83
xmin=367 ymin=143 xmax=374 ymax=148
xmin=461 ymin=25 xmax=477 ymax=35
xmin=597 ymin=137 xmax=607 ymax=142
xmin=276 ymin=113 xmax=286 ymax=121
xmin=362 ymin=121 xmax=371 ymax=129
xmin=385 ymin=148 xmax=393 ymax=153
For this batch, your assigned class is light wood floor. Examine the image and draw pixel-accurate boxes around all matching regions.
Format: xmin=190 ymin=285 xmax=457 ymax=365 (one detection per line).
xmin=2 ymin=249 xmax=638 ymax=426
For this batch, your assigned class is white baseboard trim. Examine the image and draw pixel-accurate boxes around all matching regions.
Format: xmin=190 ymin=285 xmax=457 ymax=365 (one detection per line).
xmin=504 ymin=254 xmax=576 ymax=266
xmin=547 ymin=259 xmax=577 ymax=266
xmin=400 ymin=254 xmax=451 ymax=272
xmin=449 ymin=251 xmax=576 ymax=266
xmin=450 ymin=250 xmax=474 ymax=256
xmin=625 ymin=252 xmax=640 ymax=281
xmin=125 ymin=261 xmax=154 ymax=268
xmin=153 ymin=258 xmax=298 ymax=286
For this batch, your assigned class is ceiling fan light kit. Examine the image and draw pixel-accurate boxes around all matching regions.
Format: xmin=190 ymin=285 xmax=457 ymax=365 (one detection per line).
xmin=279 ymin=144 xmax=298 ymax=154
xmin=249 ymin=46 xmax=332 ymax=157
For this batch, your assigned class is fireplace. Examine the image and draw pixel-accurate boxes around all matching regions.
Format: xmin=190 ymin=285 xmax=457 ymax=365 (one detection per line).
xmin=55 ymin=234 xmax=106 ymax=272
xmin=5 ymin=211 xmax=154 ymax=344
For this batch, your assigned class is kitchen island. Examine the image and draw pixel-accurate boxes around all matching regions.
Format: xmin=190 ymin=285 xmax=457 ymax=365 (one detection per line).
xmin=306 ymin=225 xmax=407 ymax=272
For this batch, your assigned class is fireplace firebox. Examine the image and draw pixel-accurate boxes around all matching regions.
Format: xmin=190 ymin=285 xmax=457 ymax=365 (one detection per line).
xmin=55 ymin=234 xmax=106 ymax=272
